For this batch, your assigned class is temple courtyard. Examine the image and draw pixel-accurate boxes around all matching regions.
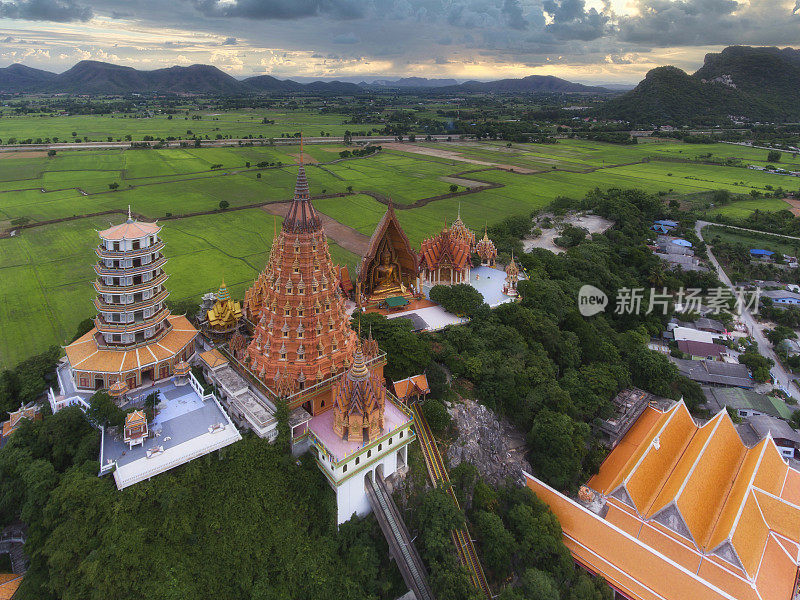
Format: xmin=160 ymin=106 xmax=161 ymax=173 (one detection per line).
xmin=100 ymin=380 xmax=241 ymax=490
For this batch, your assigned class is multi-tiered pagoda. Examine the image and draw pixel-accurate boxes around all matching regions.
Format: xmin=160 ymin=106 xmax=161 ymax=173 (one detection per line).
xmin=65 ymin=210 xmax=198 ymax=392
xmin=243 ymin=160 xmax=359 ymax=413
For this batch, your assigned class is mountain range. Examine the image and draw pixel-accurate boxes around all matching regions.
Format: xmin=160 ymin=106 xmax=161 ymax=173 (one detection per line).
xmin=0 ymin=60 xmax=609 ymax=95
xmin=599 ymin=46 xmax=800 ymax=125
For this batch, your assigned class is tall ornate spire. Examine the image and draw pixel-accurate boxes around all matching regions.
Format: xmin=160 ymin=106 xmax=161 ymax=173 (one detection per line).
xmin=284 ymin=133 xmax=321 ymax=233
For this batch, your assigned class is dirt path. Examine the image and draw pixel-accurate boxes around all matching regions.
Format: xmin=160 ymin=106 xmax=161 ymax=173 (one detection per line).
xmin=382 ymin=142 xmax=538 ymax=173
xmin=784 ymin=197 xmax=800 ymax=216
xmin=260 ymin=202 xmax=371 ymax=256
xmin=0 ymin=151 xmax=48 ymax=160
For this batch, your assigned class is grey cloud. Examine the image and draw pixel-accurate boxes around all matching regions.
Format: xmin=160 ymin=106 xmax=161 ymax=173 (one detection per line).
xmin=502 ymin=0 xmax=527 ymax=30
xmin=0 ymin=0 xmax=92 ymax=21
xmin=190 ymin=0 xmax=364 ymax=20
xmin=542 ymin=0 xmax=611 ymax=41
xmin=617 ymin=0 xmax=740 ymax=45
xmin=332 ymin=32 xmax=359 ymax=44
xmin=795 ymin=0 xmax=799 ymax=13
xmin=1 ymin=36 xmax=14 ymax=42
xmin=222 ymin=36 xmax=237 ymax=44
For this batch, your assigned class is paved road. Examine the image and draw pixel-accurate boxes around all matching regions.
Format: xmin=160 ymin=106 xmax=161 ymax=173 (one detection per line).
xmin=696 ymin=220 xmax=799 ymax=400
xmin=701 ymin=221 xmax=800 ymax=243
xmin=0 ymin=134 xmax=457 ymax=152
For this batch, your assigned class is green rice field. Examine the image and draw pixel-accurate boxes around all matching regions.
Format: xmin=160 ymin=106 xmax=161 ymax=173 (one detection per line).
xmin=1 ymin=137 xmax=798 ymax=365
xmin=0 ymin=109 xmax=383 ymax=143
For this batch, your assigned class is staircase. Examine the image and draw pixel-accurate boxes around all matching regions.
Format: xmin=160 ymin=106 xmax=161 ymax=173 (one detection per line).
xmin=411 ymin=404 xmax=492 ymax=599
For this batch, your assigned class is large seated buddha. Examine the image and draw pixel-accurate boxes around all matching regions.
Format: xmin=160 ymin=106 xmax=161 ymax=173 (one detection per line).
xmin=357 ymin=204 xmax=419 ymax=304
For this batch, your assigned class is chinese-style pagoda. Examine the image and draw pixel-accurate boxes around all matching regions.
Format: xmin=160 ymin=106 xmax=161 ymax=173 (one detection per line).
xmin=64 ymin=210 xmax=198 ymax=392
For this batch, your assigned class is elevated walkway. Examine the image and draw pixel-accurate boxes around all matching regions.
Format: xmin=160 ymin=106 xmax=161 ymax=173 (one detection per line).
xmin=412 ymin=404 xmax=491 ymax=599
xmin=367 ymin=473 xmax=434 ymax=600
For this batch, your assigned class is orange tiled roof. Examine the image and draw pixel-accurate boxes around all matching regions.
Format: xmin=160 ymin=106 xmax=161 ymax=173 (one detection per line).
xmin=2 ymin=406 xmax=40 ymax=438
xmin=99 ymin=219 xmax=160 ymax=241
xmin=392 ymin=374 xmax=430 ymax=400
xmin=0 ymin=574 xmax=23 ymax=600
xmin=65 ymin=315 xmax=197 ymax=375
xmin=199 ymin=349 xmax=228 ymax=369
xmin=419 ymin=227 xmax=471 ymax=272
xmin=530 ymin=401 xmax=800 ymax=600
xmin=125 ymin=410 xmax=146 ymax=427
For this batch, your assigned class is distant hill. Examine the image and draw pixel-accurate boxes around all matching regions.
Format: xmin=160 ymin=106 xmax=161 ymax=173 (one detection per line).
xmin=440 ymin=75 xmax=609 ymax=94
xmin=363 ymin=77 xmax=460 ymax=88
xmin=599 ymin=46 xmax=800 ymax=124
xmin=242 ymin=75 xmax=303 ymax=92
xmin=0 ymin=63 xmax=56 ymax=92
xmin=0 ymin=60 xmax=607 ymax=96
xmin=38 ymin=61 xmax=244 ymax=95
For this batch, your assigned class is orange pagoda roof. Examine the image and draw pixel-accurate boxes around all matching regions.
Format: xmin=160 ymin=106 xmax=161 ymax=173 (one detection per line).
xmin=526 ymin=401 xmax=800 ymax=600
xmin=65 ymin=315 xmax=197 ymax=375
xmin=99 ymin=212 xmax=160 ymax=240
xmin=419 ymin=225 xmax=472 ymax=271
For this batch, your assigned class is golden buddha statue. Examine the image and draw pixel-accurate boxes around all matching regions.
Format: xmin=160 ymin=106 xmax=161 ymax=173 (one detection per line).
xmin=371 ymin=244 xmax=403 ymax=296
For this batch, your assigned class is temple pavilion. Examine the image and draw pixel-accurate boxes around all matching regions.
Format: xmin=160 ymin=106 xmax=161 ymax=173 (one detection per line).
xmin=206 ymin=280 xmax=242 ymax=333
xmin=474 ymin=228 xmax=498 ymax=267
xmin=419 ymin=209 xmax=475 ymax=286
xmin=64 ymin=211 xmax=198 ymax=393
xmin=527 ymin=401 xmax=800 ymax=600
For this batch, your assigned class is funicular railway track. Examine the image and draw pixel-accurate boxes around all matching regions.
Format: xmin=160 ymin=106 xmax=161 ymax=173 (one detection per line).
xmin=411 ymin=404 xmax=492 ymax=599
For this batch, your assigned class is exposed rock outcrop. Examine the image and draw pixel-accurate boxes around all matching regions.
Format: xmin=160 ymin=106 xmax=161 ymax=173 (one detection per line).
xmin=446 ymin=398 xmax=531 ymax=487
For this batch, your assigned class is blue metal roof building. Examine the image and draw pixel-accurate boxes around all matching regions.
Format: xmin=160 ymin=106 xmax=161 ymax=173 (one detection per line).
xmin=750 ymin=249 xmax=775 ymax=256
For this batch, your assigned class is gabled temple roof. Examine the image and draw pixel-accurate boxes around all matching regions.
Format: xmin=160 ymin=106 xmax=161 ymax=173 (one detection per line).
xmin=392 ymin=374 xmax=430 ymax=400
xmin=358 ymin=203 xmax=418 ymax=285
xmin=419 ymin=227 xmax=471 ymax=271
xmin=583 ymin=400 xmax=800 ymax=587
xmin=527 ymin=398 xmax=800 ymax=600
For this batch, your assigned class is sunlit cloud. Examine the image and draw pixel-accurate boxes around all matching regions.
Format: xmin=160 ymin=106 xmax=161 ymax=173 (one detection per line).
xmin=0 ymin=0 xmax=797 ymax=83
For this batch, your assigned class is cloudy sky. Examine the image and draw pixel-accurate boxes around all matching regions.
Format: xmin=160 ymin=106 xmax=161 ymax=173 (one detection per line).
xmin=0 ymin=0 xmax=799 ymax=83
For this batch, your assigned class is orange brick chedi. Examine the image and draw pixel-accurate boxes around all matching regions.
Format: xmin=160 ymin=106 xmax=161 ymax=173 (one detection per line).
xmin=332 ymin=337 xmax=385 ymax=443
xmin=526 ymin=401 xmax=800 ymax=600
xmin=242 ymin=159 xmax=359 ymax=410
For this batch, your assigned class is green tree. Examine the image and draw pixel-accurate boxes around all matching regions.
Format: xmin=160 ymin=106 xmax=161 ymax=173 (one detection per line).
xmin=768 ymin=150 xmax=782 ymax=163
xmin=86 ymin=391 xmax=126 ymax=428
xmin=429 ymin=284 xmax=485 ymax=317
xmin=473 ymin=510 xmax=515 ymax=577
xmin=219 ymin=200 xmax=230 ymax=210
xmin=422 ymin=397 xmax=450 ymax=435
xmin=527 ymin=409 xmax=588 ymax=491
